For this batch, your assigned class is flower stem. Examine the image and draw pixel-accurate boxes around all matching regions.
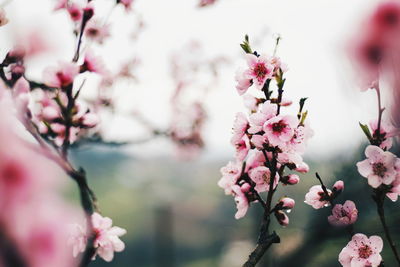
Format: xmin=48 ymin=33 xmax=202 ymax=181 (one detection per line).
xmin=374 ymin=191 xmax=400 ymax=265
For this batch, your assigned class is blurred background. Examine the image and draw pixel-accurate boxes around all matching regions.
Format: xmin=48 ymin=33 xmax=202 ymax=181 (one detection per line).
xmin=2 ymin=0 xmax=400 ymax=266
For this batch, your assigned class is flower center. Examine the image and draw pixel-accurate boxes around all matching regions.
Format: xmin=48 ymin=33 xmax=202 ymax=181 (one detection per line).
xmin=253 ymin=63 xmax=268 ymax=82
xmin=372 ymin=162 xmax=387 ymax=177
xmin=358 ymin=244 xmax=373 ymax=259
xmin=272 ymin=121 xmax=286 ymax=133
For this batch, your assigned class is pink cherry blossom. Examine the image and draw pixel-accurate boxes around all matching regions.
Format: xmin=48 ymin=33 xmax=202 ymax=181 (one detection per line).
xmin=199 ymin=0 xmax=217 ymax=7
xmin=0 ymin=8 xmax=8 ymax=27
xmin=116 ymin=0 xmax=134 ymax=10
xmin=369 ymin=119 xmax=397 ymax=149
xmin=248 ymin=100 xmax=277 ymax=134
xmin=231 ymin=185 xmax=249 ymax=219
xmin=243 ymin=94 xmax=258 ymax=112
xmin=91 ymin=212 xmax=127 ymax=262
xmin=333 ymin=180 xmax=344 ymax=192
xmin=218 ymin=161 xmax=242 ymax=195
xmin=328 ymin=200 xmax=358 ymax=227
xmin=356 ymin=145 xmax=397 ymax=188
xmin=54 ymin=0 xmax=68 ymax=10
xmin=85 ymin=19 xmax=110 ymax=44
xmin=43 ymin=62 xmax=79 ymax=88
xmin=263 ymin=115 xmax=298 ymax=147
xmin=12 ymin=77 xmax=30 ymax=115
xmin=235 ymin=68 xmax=252 ymax=95
xmin=248 ymin=166 xmax=279 ymax=193
xmin=68 ymin=223 xmax=87 ymax=257
xmin=230 ymin=112 xmax=249 ymax=144
xmin=279 ymin=197 xmax=295 ymax=209
xmin=82 ymin=50 xmax=106 ymax=74
xmin=244 ymin=54 xmax=274 ymax=90
xmin=304 ymin=185 xmax=331 ymax=209
xmin=338 ymin=234 xmax=383 ymax=267
xmin=67 ymin=3 xmax=83 ymax=22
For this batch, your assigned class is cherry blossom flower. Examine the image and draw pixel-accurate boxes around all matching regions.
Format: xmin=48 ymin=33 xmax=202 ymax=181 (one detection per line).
xmin=356 ymin=145 xmax=397 ymax=188
xmin=85 ymin=19 xmax=110 ymax=44
xmin=118 ymin=0 xmax=134 ymax=10
xmin=218 ymin=161 xmax=242 ymax=195
xmin=68 ymin=223 xmax=87 ymax=257
xmin=243 ymin=94 xmax=258 ymax=112
xmin=199 ymin=0 xmax=217 ymax=7
xmin=82 ymin=50 xmax=106 ymax=74
xmin=338 ymin=234 xmax=383 ymax=267
xmin=230 ymin=112 xmax=249 ymax=145
xmin=67 ymin=3 xmax=83 ymax=22
xmin=232 ymin=184 xmax=249 ymax=219
xmin=369 ymin=119 xmax=397 ymax=149
xmin=304 ymin=185 xmax=331 ymax=209
xmin=248 ymin=166 xmax=279 ymax=193
xmin=244 ymin=54 xmax=274 ymax=90
xmin=43 ymin=62 xmax=79 ymax=88
xmin=248 ymin=100 xmax=277 ymax=134
xmin=91 ymin=212 xmax=127 ymax=262
xmin=0 ymin=8 xmax=8 ymax=27
xmin=328 ymin=200 xmax=358 ymax=227
xmin=263 ymin=115 xmax=298 ymax=147
xmin=278 ymin=197 xmax=295 ymax=209
xmin=54 ymin=0 xmax=68 ymax=10
xmin=235 ymin=68 xmax=252 ymax=95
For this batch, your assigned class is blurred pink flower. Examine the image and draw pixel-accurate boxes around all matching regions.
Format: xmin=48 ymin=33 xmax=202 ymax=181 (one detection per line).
xmin=356 ymin=145 xmax=397 ymax=188
xmin=0 ymin=8 xmax=8 ymax=27
xmin=235 ymin=68 xmax=252 ymax=95
xmin=85 ymin=20 xmax=110 ymax=44
xmin=274 ymin=210 xmax=289 ymax=226
xmin=43 ymin=62 xmax=79 ymax=88
xmin=67 ymin=3 xmax=83 ymax=22
xmin=304 ymin=185 xmax=331 ymax=209
xmin=231 ymin=185 xmax=249 ymax=219
xmin=218 ymin=161 xmax=242 ymax=195
xmin=328 ymin=200 xmax=358 ymax=227
xmin=338 ymin=234 xmax=383 ymax=267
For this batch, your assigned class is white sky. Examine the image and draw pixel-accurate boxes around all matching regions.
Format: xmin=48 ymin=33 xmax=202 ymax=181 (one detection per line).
xmin=1 ymin=0 xmax=388 ymax=160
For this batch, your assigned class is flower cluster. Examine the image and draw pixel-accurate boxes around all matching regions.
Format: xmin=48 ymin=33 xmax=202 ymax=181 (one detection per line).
xmin=219 ymin=36 xmax=312 ymax=230
xmin=0 ymin=98 xmax=80 ymax=267
xmin=69 ymin=212 xmax=126 ymax=262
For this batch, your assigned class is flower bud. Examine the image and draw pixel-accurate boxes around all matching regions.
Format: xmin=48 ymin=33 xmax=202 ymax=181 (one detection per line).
xmin=274 ymin=210 xmax=289 ymax=226
xmin=295 ymin=162 xmax=309 ymax=173
xmin=240 ymin=182 xmax=251 ymax=193
xmin=281 ymin=174 xmax=300 ymax=185
xmin=279 ymin=197 xmax=295 ymax=209
xmin=333 ymin=180 xmax=344 ymax=193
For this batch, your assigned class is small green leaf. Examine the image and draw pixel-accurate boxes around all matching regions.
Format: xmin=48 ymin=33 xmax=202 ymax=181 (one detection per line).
xmin=359 ymin=122 xmax=373 ymax=141
xmin=240 ymin=35 xmax=253 ymax=54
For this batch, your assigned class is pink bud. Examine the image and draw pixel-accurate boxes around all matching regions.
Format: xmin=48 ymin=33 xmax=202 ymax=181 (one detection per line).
xmin=274 ymin=210 xmax=289 ymax=226
xmin=240 ymin=183 xmax=251 ymax=193
xmin=295 ymin=162 xmax=309 ymax=173
xmin=287 ymin=174 xmax=300 ymax=185
xmin=42 ymin=106 xmax=60 ymax=121
xmin=82 ymin=113 xmax=99 ymax=128
xmin=333 ymin=180 xmax=344 ymax=192
xmin=279 ymin=197 xmax=295 ymax=209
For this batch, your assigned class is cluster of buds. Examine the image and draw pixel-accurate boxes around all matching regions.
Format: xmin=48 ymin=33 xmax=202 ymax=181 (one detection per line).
xmin=218 ymin=35 xmax=313 ymax=228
